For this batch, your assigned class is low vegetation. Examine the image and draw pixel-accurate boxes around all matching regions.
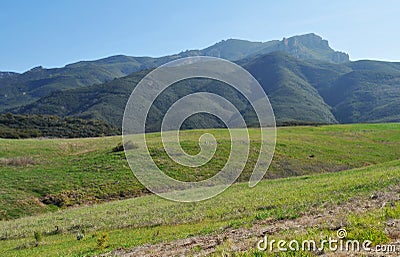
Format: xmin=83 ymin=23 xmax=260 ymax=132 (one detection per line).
xmin=0 ymin=113 xmax=119 ymax=139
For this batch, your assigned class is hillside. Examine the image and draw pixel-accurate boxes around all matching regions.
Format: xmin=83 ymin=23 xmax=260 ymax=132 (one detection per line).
xmin=0 ymin=113 xmax=119 ymax=138
xmin=0 ymin=124 xmax=399 ymax=256
xmin=239 ymin=52 xmax=340 ymax=124
xmin=11 ymin=52 xmax=400 ymax=128
xmin=9 ymin=70 xmax=149 ymax=127
xmin=3 ymin=33 xmax=400 ymax=129
xmin=326 ymin=61 xmax=400 ymax=123
xmin=0 ymin=33 xmax=348 ymax=112
xmin=0 ymin=62 xmax=146 ymax=112
xmin=243 ymin=53 xmax=400 ymax=124
xmin=1 ymin=123 xmax=400 ymax=220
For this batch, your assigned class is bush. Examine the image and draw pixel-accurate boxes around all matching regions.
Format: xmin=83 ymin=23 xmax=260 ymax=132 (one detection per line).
xmin=97 ymin=232 xmax=109 ymax=250
xmin=112 ymin=141 xmax=137 ymax=152
xmin=34 ymin=231 xmax=42 ymax=246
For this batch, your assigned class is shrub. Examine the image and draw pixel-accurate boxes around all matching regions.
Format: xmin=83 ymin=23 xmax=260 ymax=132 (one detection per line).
xmin=34 ymin=231 xmax=42 ymax=246
xmin=97 ymin=232 xmax=109 ymax=250
xmin=112 ymin=141 xmax=137 ymax=152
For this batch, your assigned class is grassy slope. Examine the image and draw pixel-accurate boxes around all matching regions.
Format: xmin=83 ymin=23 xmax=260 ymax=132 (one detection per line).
xmin=1 ymin=124 xmax=400 ymax=220
xmin=0 ymin=123 xmax=399 ymax=256
xmin=0 ymin=158 xmax=399 ymax=256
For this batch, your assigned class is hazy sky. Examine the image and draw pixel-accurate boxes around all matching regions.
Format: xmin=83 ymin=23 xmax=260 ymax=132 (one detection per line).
xmin=1 ymin=0 xmax=399 ymax=72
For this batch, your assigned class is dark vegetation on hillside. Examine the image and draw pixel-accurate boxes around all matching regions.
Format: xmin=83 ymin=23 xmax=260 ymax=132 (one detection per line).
xmin=0 ymin=113 xmax=119 ymax=138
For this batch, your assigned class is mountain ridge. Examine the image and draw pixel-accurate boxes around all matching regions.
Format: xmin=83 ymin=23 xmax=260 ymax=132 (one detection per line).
xmin=0 ymin=33 xmax=348 ymax=112
xmin=9 ymin=51 xmax=400 ymax=129
xmin=3 ymin=33 xmax=400 ymax=130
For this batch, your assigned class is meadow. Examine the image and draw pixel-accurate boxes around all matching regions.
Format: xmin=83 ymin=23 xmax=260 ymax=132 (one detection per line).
xmin=0 ymin=123 xmax=399 ymax=256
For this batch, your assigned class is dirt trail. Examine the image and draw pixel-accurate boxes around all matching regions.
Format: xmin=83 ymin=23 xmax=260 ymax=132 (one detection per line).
xmin=103 ymin=186 xmax=400 ymax=257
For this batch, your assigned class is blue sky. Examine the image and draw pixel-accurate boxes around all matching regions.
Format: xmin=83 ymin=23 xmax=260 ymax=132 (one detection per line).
xmin=1 ymin=0 xmax=399 ymax=72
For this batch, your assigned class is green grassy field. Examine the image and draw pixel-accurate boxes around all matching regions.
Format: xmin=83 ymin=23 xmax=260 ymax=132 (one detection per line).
xmin=1 ymin=124 xmax=400 ymax=220
xmin=0 ymin=124 xmax=400 ymax=219
xmin=0 ymin=124 xmax=399 ymax=256
xmin=0 ymin=159 xmax=399 ymax=256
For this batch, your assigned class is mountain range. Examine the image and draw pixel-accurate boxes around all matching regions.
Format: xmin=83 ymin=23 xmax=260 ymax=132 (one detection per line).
xmin=1 ymin=33 xmax=400 ymax=130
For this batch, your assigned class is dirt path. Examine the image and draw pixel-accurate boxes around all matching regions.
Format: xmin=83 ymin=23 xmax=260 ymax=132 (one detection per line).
xmin=103 ymin=186 xmax=400 ymax=257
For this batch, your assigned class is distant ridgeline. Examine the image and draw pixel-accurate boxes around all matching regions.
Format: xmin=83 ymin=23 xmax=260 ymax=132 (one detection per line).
xmin=0 ymin=113 xmax=119 ymax=138
xmin=1 ymin=33 xmax=400 ymax=137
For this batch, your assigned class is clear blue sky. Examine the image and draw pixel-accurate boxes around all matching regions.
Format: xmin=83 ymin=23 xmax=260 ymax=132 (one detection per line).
xmin=1 ymin=0 xmax=399 ymax=72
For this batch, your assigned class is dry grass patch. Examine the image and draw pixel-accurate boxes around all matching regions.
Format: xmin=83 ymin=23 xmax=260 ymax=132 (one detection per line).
xmin=0 ymin=156 xmax=36 ymax=166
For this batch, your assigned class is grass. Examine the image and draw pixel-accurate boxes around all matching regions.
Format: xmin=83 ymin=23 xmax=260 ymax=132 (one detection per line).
xmin=0 ymin=123 xmax=400 ymax=256
xmin=0 ymin=159 xmax=399 ymax=256
xmin=214 ymin=197 xmax=400 ymax=256
xmin=1 ymin=123 xmax=400 ymax=219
